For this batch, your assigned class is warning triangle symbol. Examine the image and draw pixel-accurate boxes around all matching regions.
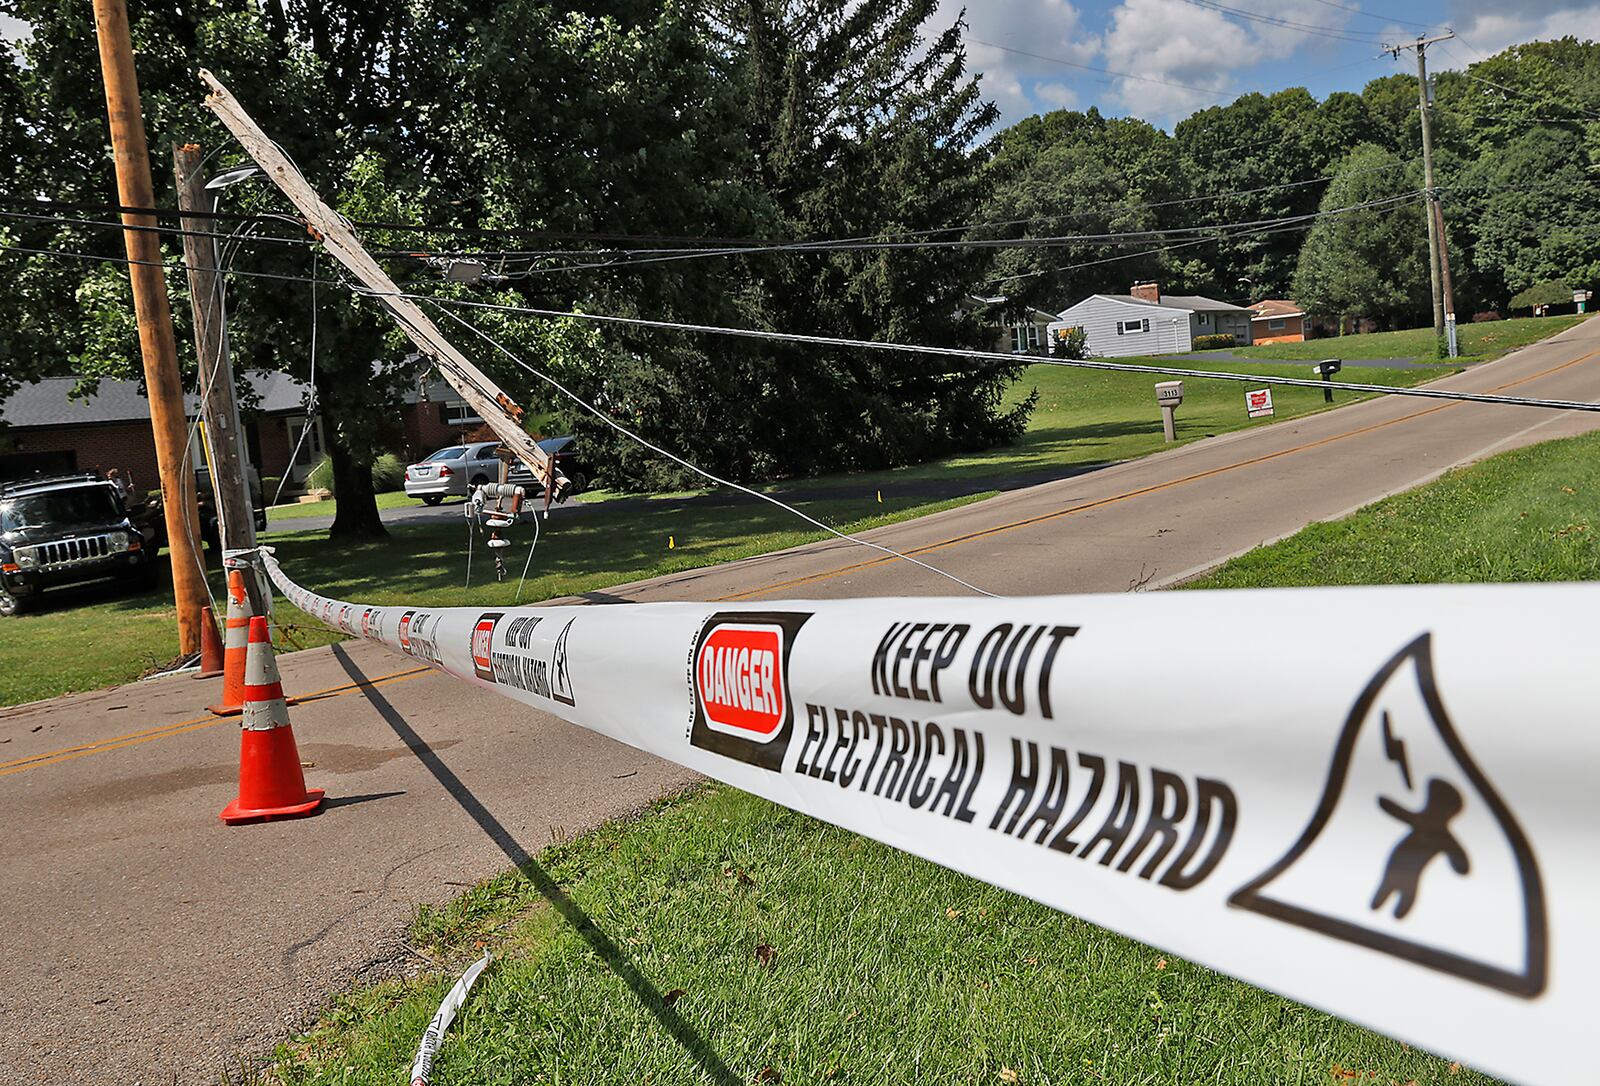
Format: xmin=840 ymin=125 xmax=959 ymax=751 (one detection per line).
xmin=1229 ymin=633 xmax=1547 ymax=997
xmin=550 ymin=618 xmax=576 ymax=706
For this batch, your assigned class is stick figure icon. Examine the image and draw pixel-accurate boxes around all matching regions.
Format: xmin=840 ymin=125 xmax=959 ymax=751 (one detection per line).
xmin=1371 ymin=778 xmax=1470 ymax=919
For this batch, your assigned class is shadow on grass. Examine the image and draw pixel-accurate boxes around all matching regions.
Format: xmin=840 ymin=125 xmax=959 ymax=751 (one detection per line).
xmin=329 ymin=644 xmax=742 ymax=1086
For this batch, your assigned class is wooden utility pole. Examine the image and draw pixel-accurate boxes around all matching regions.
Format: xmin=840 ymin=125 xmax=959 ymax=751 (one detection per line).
xmin=199 ymin=70 xmax=564 ymax=494
xmin=92 ymin=0 xmax=208 ymax=652
xmin=174 ymin=143 xmax=265 ymax=615
xmin=1389 ymin=31 xmax=1458 ymax=357
xmin=1432 ymin=201 xmax=1459 ymax=359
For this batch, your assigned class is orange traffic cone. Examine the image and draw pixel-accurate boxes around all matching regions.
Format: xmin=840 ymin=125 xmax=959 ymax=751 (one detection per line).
xmin=220 ymin=616 xmax=324 ymax=824
xmin=196 ymin=605 xmax=224 ymax=679
xmin=208 ymin=570 xmax=252 ymax=716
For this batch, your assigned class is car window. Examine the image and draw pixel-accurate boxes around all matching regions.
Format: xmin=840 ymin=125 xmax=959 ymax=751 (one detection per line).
xmin=425 ymin=447 xmax=467 ymax=462
xmin=538 ymin=437 xmax=572 ymax=454
xmin=1 ymin=486 xmax=122 ymax=532
xmin=477 ymin=446 xmax=499 ymax=459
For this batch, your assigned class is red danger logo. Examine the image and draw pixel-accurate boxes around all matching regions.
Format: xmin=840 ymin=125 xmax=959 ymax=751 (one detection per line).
xmin=472 ymin=612 xmax=504 ymax=682
xmin=697 ymin=624 xmax=786 ymax=739
xmin=398 ymin=610 xmax=416 ymax=652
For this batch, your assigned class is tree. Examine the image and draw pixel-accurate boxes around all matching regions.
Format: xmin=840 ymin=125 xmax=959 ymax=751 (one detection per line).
xmin=1293 ymin=144 xmax=1429 ymax=329
xmin=1509 ymin=280 xmax=1577 ymax=311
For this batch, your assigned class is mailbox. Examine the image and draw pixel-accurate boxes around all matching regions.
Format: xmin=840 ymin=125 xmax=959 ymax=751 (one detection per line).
xmin=1311 ymin=359 xmax=1342 ymax=377
xmin=1155 ymin=381 xmax=1184 ymax=406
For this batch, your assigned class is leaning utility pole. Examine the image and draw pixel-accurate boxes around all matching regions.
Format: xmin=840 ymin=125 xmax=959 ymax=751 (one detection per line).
xmin=1389 ymin=31 xmax=1458 ymax=358
xmin=174 ymin=143 xmax=264 ymax=615
xmin=91 ymin=0 xmax=208 ymax=652
xmin=198 ymin=70 xmax=565 ymax=494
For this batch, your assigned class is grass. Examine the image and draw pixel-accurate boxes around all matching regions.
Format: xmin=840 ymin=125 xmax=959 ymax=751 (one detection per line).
xmin=1186 ymin=427 xmax=1600 ymax=589
xmin=0 ymin=315 xmax=1572 ymax=706
xmin=1233 ymin=313 xmax=1587 ymax=365
xmin=266 ymin=489 xmax=416 ymax=523
xmin=268 ymin=784 xmax=1494 ymax=1085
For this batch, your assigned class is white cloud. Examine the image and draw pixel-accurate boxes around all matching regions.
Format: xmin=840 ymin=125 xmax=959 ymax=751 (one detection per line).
xmin=0 ymin=15 xmax=30 ymax=44
xmin=1441 ymin=1 xmax=1600 ymax=60
xmin=1098 ymin=0 xmax=1364 ymax=122
xmin=1033 ymin=80 xmax=1079 ymax=109
xmin=939 ymin=0 xmax=1100 ymax=121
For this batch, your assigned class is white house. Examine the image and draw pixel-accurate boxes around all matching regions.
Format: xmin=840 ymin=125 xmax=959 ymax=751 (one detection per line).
xmin=1047 ymin=282 xmax=1254 ymax=358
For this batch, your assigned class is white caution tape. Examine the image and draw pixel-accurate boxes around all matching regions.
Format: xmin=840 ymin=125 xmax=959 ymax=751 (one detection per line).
xmin=409 ymin=950 xmax=491 ymax=1086
xmin=263 ymin=549 xmax=1598 ymax=1086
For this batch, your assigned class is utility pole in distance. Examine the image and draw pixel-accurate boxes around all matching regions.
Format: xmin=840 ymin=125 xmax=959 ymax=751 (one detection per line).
xmin=1389 ymin=31 xmax=1458 ymax=358
xmin=91 ymin=0 xmax=208 ymax=652
xmin=174 ymin=144 xmax=265 ymax=615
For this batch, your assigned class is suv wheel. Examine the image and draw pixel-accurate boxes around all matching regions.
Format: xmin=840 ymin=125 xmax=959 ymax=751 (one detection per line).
xmin=421 ymin=495 xmax=443 ymax=506
xmin=0 ymin=591 xmax=26 ymax=617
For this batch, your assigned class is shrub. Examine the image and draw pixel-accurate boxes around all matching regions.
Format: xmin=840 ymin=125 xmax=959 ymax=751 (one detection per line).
xmin=306 ymin=455 xmax=334 ymax=493
xmin=1049 ymin=325 xmax=1089 ymax=360
xmin=1192 ymin=333 xmax=1237 ymax=351
xmin=371 ymin=453 xmax=405 ymax=492
xmin=1509 ymin=280 xmax=1572 ymax=311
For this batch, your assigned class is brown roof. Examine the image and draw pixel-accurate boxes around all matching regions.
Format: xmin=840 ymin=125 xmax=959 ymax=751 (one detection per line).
xmin=1250 ymin=299 xmax=1305 ymax=319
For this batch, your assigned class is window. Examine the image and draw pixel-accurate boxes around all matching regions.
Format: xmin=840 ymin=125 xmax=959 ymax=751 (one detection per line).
xmin=1010 ymin=322 xmax=1041 ymax=353
xmin=1198 ymin=313 xmax=1210 ymax=327
xmin=1117 ymin=318 xmax=1149 ymax=335
xmin=1268 ymin=318 xmax=1287 ymax=330
xmin=439 ymin=400 xmax=484 ymax=426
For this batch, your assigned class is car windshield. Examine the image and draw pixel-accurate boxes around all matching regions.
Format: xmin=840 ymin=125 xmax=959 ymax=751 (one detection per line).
xmin=0 ymin=486 xmax=122 ymax=532
xmin=538 ymin=437 xmax=572 ymax=454
xmin=424 ymin=447 xmax=468 ymax=462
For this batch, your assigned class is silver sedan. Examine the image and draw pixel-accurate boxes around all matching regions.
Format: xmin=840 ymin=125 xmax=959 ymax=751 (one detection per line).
xmin=403 ymin=442 xmax=536 ymax=505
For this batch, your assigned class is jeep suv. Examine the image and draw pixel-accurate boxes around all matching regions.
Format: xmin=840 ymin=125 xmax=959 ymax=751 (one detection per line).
xmin=0 ymin=474 xmax=156 ymax=616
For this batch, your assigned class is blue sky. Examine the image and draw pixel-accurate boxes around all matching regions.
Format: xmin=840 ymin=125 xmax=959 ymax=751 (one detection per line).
xmin=5 ymin=2 xmax=1596 ymax=130
xmin=942 ymin=0 xmax=1600 ymax=128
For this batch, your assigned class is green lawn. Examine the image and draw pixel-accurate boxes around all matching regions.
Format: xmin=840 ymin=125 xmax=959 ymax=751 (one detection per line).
xmin=1186 ymin=426 xmax=1600 ymax=589
xmin=267 ymin=786 xmax=1493 ymax=1085
xmin=266 ymin=489 xmax=417 ymax=523
xmin=1234 ymin=313 xmax=1587 ymax=364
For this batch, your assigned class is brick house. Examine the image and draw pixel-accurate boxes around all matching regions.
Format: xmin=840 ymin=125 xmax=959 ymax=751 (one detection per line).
xmin=0 ymin=370 xmax=475 ymax=490
xmin=1248 ymin=299 xmax=1308 ymax=344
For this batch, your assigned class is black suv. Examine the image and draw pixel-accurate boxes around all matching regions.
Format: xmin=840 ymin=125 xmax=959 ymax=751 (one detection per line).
xmin=0 ymin=474 xmax=156 ymax=616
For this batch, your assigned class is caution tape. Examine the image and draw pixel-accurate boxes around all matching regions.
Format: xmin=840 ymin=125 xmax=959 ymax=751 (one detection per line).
xmin=409 ymin=951 xmax=491 ymax=1086
xmin=262 ymin=547 xmax=1596 ymax=1086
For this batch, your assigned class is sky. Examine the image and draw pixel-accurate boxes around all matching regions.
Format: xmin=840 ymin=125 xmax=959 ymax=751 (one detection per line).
xmin=3 ymin=2 xmax=1596 ymax=129
xmin=942 ymin=0 xmax=1600 ymax=128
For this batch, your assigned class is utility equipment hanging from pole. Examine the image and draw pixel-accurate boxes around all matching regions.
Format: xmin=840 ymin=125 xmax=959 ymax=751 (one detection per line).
xmin=91 ymin=0 xmax=210 ymax=653
xmin=197 ymin=71 xmax=564 ymax=495
xmin=173 ymin=143 xmax=267 ymax=615
xmin=1388 ymin=31 xmax=1458 ymax=359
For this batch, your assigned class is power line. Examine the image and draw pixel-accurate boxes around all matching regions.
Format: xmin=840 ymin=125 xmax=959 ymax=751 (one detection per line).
xmin=967 ymin=38 xmax=1230 ymax=102
xmin=427 ymin=302 xmax=1000 ymax=599
xmin=1180 ymin=0 xmax=1385 ymax=45
xmin=402 ymin=290 xmax=1600 ymax=414
xmin=1302 ymin=0 xmax=1447 ymax=32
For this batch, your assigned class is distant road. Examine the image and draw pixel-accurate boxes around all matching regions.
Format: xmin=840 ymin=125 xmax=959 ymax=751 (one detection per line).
xmin=3 ymin=319 xmax=1597 ymax=1083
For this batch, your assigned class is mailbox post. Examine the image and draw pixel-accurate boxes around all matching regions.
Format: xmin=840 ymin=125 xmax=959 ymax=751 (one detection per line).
xmin=1155 ymin=381 xmax=1184 ymax=442
xmin=1313 ymin=358 xmax=1342 ymax=403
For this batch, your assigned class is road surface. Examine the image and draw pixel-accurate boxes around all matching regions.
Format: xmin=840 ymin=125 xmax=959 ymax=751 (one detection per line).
xmin=3 ymin=319 xmax=1598 ymax=1082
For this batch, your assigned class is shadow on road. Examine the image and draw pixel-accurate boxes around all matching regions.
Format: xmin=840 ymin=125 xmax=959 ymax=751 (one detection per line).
xmin=329 ymin=644 xmax=740 ymax=1086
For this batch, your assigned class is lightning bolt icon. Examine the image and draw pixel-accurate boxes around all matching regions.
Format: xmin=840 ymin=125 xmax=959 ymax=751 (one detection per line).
xmin=1381 ymin=709 xmax=1413 ymax=791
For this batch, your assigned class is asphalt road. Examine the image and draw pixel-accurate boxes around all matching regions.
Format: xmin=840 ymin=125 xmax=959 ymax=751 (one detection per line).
xmin=4 ymin=319 xmax=1599 ymax=1082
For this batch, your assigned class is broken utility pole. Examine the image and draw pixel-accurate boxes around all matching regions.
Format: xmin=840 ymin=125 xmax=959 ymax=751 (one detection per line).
xmin=92 ymin=0 xmax=209 ymax=652
xmin=197 ymin=70 xmax=564 ymax=494
xmin=174 ymin=143 xmax=265 ymax=615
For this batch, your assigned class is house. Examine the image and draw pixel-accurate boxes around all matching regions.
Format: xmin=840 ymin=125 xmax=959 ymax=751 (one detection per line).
xmin=1046 ymin=282 xmax=1253 ymax=358
xmin=0 ymin=368 xmax=475 ymax=490
xmin=960 ymin=294 xmax=1059 ymax=355
xmin=1249 ymin=299 xmax=1308 ymax=344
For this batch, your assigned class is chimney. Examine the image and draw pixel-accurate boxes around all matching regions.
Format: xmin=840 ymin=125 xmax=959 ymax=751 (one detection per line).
xmin=1131 ymin=281 xmax=1161 ymax=303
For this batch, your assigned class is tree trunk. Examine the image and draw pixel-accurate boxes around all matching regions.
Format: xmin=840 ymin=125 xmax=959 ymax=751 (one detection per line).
xmin=326 ymin=438 xmax=387 ymax=538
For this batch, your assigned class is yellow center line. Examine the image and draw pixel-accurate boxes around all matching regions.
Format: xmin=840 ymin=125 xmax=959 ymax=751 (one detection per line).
xmin=0 ymin=665 xmax=434 ymax=778
xmin=718 ymin=348 xmax=1600 ymax=601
